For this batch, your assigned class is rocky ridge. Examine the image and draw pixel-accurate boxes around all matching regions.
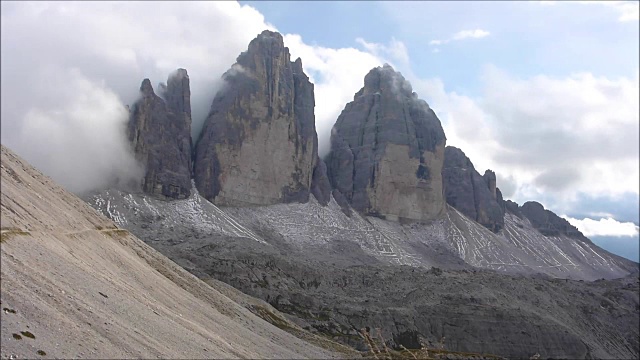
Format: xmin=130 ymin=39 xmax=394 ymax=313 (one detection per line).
xmin=326 ymin=64 xmax=447 ymax=222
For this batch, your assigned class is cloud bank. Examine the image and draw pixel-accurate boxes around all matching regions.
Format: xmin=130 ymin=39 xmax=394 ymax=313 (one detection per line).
xmin=562 ymin=216 xmax=640 ymax=237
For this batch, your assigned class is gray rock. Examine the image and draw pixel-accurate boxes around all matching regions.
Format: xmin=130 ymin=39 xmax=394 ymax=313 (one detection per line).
xmin=310 ymin=159 xmax=331 ymax=206
xmin=332 ymin=189 xmax=352 ymax=217
xmin=442 ymin=146 xmax=504 ymax=232
xmin=483 ymin=170 xmax=497 ymax=200
xmin=128 ymin=70 xmax=192 ymax=199
xmin=495 ymin=187 xmax=506 ymax=214
xmin=504 ymin=199 xmax=522 ymax=219
xmin=519 ymin=201 xmax=586 ymax=239
xmin=194 ymin=30 xmax=327 ymax=206
xmin=325 ymin=64 xmax=447 ymax=222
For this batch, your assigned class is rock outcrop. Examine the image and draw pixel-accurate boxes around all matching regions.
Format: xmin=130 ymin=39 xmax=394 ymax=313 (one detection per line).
xmin=518 ymin=201 xmax=587 ymax=239
xmin=194 ymin=30 xmax=329 ymax=206
xmin=442 ymin=146 xmax=505 ymax=232
xmin=310 ymin=159 xmax=332 ymax=206
xmin=128 ymin=69 xmax=192 ymax=199
xmin=325 ymin=64 xmax=447 ymax=222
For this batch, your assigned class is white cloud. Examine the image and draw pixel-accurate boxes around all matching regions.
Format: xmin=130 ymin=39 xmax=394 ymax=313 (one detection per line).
xmin=576 ymin=1 xmax=639 ymax=22
xmin=452 ymin=29 xmax=491 ymax=40
xmin=562 ymin=216 xmax=640 ymax=237
xmin=355 ymin=37 xmax=409 ymax=66
xmin=12 ymin=67 xmax=144 ymax=194
xmin=429 ymin=28 xmax=491 ymax=46
xmin=409 ymin=66 xmax=639 ymax=205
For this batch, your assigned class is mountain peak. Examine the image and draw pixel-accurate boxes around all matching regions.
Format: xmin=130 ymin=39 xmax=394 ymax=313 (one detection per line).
xmin=257 ymin=29 xmax=283 ymax=41
xmin=128 ymin=69 xmax=192 ymax=199
xmin=140 ymin=78 xmax=154 ymax=96
xmin=326 ymin=65 xmax=446 ymax=222
xmin=194 ymin=31 xmax=330 ymax=207
xmin=361 ymin=63 xmax=414 ymax=98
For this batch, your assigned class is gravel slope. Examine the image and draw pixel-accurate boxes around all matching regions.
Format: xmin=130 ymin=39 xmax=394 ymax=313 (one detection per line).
xmin=82 ymin=173 xmax=639 ymax=358
xmin=0 ymin=144 xmax=349 ymax=359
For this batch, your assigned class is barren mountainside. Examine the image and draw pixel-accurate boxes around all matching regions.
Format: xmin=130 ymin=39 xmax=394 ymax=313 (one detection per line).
xmin=87 ymin=185 xmax=639 ymax=359
xmin=0 ymin=145 xmax=351 ymax=359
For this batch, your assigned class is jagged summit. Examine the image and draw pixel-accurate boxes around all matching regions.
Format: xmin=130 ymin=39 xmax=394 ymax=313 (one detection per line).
xmin=140 ymin=78 xmax=154 ymax=95
xmin=443 ymin=146 xmax=505 ymax=232
xmin=161 ymin=68 xmax=191 ymax=120
xmin=326 ymin=64 xmax=446 ymax=222
xmin=359 ymin=63 xmax=415 ymax=98
xmin=128 ymin=69 xmax=192 ymax=199
xmin=194 ymin=30 xmax=331 ymax=207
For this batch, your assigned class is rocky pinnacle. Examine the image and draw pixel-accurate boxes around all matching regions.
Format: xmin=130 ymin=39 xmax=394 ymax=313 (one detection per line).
xmin=325 ymin=64 xmax=447 ymax=222
xmin=194 ymin=30 xmax=330 ymax=206
xmin=442 ymin=146 xmax=505 ymax=232
xmin=128 ymin=69 xmax=192 ymax=199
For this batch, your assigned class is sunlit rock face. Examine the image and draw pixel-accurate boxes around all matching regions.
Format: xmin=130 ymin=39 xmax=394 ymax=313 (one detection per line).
xmin=194 ymin=30 xmax=330 ymax=207
xmin=326 ymin=64 xmax=447 ymax=222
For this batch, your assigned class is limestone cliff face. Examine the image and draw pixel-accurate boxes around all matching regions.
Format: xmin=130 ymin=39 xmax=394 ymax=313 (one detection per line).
xmin=442 ymin=146 xmax=505 ymax=232
xmin=128 ymin=69 xmax=192 ymax=199
xmin=325 ymin=64 xmax=447 ymax=222
xmin=194 ymin=31 xmax=329 ymax=206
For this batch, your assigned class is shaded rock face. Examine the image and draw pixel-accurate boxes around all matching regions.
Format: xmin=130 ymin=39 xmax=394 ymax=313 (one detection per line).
xmin=504 ymin=199 xmax=522 ymax=218
xmin=194 ymin=30 xmax=328 ymax=206
xmin=519 ymin=201 xmax=587 ymax=239
xmin=310 ymin=159 xmax=331 ymax=206
xmin=442 ymin=146 xmax=505 ymax=232
xmin=128 ymin=70 xmax=192 ymax=199
xmin=325 ymin=64 xmax=447 ymax=222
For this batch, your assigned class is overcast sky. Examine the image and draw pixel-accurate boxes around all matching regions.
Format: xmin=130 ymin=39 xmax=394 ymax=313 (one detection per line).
xmin=1 ymin=1 xmax=638 ymax=261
